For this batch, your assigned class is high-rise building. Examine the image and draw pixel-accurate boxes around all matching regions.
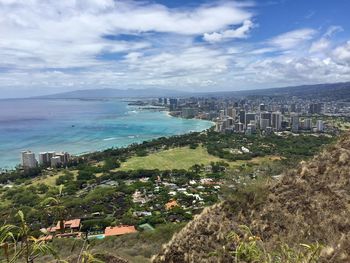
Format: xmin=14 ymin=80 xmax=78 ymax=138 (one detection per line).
xmin=290 ymin=114 xmax=299 ymax=132
xmin=259 ymin=104 xmax=266 ymax=111
xmin=226 ymin=107 xmax=236 ymax=119
xmin=303 ymin=118 xmax=312 ymax=130
xmin=316 ymin=120 xmax=324 ymax=132
xmin=247 ymin=122 xmax=256 ymax=134
xmin=226 ymin=117 xmax=234 ymax=127
xmin=163 ymin=98 xmax=168 ymax=105
xmin=219 ymin=110 xmax=225 ymax=119
xmin=260 ymin=112 xmax=271 ymax=127
xmin=234 ymin=122 xmax=244 ymax=133
xmin=182 ymin=108 xmax=196 ymax=118
xmin=38 ymin=152 xmax=50 ymax=166
xmin=290 ymin=103 xmax=296 ymax=113
xmin=271 ymin=112 xmax=282 ymax=131
xmin=245 ymin=113 xmax=256 ymax=126
xmin=51 ymin=156 xmax=62 ymax=167
xmin=239 ymin=110 xmax=245 ymax=124
xmin=260 ymin=119 xmax=270 ymax=130
xmin=169 ymin=98 xmax=178 ymax=111
xmin=21 ymin=151 xmax=37 ymax=168
xmin=55 ymin=152 xmax=71 ymax=164
xmin=309 ymin=103 xmax=323 ymax=114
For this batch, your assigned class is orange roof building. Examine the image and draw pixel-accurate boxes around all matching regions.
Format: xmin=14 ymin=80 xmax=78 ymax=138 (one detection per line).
xmin=104 ymin=226 xmax=137 ymax=237
xmin=165 ymin=199 xmax=179 ymax=210
xmin=56 ymin=219 xmax=81 ymax=231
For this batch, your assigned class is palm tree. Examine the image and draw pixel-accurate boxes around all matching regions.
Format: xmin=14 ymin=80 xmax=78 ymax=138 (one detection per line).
xmin=41 ymin=185 xmax=66 ymax=235
xmin=0 ymin=211 xmax=58 ymax=263
xmin=0 ymin=224 xmax=16 ymax=262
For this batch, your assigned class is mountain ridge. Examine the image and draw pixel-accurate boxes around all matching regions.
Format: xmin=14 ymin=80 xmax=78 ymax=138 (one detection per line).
xmin=32 ymin=81 xmax=350 ymax=100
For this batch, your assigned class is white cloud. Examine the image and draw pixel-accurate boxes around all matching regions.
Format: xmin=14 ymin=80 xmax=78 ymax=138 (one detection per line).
xmin=268 ymin=28 xmax=316 ymax=49
xmin=0 ymin=1 xmax=350 ymax=96
xmin=332 ymin=41 xmax=350 ymax=65
xmin=324 ymin=25 xmax=343 ymax=37
xmin=203 ymin=20 xmax=254 ymax=43
xmin=309 ymin=38 xmax=330 ymax=53
xmin=0 ymin=0 xmax=252 ymax=70
xmin=309 ymin=25 xmax=344 ymax=54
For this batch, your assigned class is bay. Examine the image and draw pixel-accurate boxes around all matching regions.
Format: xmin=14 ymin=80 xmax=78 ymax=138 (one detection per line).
xmin=0 ymin=99 xmax=213 ymax=169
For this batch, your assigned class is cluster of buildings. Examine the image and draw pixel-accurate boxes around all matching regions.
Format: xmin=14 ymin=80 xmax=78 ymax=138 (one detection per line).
xmin=40 ymin=218 xmax=137 ymax=241
xmin=155 ymin=97 xmax=331 ymax=135
xmin=129 ymin=173 xmax=222 ymax=223
xmin=214 ymin=106 xmax=325 ymax=134
xmin=21 ymin=150 xmax=71 ymax=169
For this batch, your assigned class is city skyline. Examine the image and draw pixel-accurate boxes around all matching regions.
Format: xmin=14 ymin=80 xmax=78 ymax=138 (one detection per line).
xmin=1 ymin=0 xmax=350 ymax=98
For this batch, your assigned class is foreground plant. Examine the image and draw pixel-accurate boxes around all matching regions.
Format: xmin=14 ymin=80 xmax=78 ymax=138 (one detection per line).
xmin=0 ymin=211 xmax=58 ymax=263
xmin=210 ymin=225 xmax=323 ymax=263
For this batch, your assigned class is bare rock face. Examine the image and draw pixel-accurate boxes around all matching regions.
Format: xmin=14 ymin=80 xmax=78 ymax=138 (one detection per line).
xmin=153 ymin=134 xmax=350 ymax=263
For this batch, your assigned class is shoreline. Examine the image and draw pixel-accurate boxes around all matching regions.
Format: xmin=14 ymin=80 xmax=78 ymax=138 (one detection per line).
xmin=165 ymin=109 xmax=216 ymax=126
xmin=0 ymin=107 xmax=214 ymax=171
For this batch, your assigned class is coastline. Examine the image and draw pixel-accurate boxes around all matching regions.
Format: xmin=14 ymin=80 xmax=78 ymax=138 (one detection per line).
xmin=165 ymin=109 xmax=216 ymax=126
xmin=0 ymin=103 xmax=214 ymax=170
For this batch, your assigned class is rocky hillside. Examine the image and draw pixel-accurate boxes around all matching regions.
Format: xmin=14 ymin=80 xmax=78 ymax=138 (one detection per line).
xmin=153 ymin=133 xmax=350 ymax=262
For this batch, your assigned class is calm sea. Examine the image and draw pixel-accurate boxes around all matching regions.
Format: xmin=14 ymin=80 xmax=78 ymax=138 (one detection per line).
xmin=0 ymin=99 xmax=213 ymax=169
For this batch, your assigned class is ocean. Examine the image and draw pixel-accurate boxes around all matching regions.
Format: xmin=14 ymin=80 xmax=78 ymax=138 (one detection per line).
xmin=0 ymin=99 xmax=213 ymax=169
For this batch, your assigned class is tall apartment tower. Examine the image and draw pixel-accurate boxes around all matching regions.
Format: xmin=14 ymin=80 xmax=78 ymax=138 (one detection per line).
xmin=239 ymin=110 xmax=246 ymax=124
xmin=271 ymin=112 xmax=282 ymax=131
xmin=316 ymin=120 xmax=324 ymax=132
xmin=38 ymin=152 xmax=50 ymax=166
xmin=259 ymin=104 xmax=266 ymax=111
xmin=245 ymin=113 xmax=256 ymax=127
xmin=226 ymin=107 xmax=236 ymax=119
xmin=169 ymin=98 xmax=178 ymax=111
xmin=260 ymin=112 xmax=271 ymax=127
xmin=290 ymin=114 xmax=300 ymax=132
xmin=21 ymin=151 xmax=37 ymax=168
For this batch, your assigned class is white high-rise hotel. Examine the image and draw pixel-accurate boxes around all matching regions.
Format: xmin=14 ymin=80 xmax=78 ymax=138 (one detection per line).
xmin=21 ymin=151 xmax=37 ymax=168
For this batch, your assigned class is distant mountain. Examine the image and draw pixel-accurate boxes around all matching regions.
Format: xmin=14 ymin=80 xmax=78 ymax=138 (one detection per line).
xmin=35 ymin=81 xmax=350 ymax=100
xmin=36 ymin=88 xmax=192 ymax=99
xmin=200 ymin=81 xmax=350 ymax=100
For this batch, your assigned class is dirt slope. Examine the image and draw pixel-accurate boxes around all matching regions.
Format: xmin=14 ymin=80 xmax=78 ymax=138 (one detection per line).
xmin=153 ymin=134 xmax=350 ymax=263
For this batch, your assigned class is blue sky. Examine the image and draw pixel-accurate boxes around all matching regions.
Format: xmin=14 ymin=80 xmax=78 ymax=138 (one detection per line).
xmin=0 ymin=0 xmax=350 ymax=98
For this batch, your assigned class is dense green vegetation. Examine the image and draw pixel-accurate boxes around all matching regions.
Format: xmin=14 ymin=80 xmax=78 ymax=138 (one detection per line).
xmin=0 ymin=130 xmax=336 ymax=262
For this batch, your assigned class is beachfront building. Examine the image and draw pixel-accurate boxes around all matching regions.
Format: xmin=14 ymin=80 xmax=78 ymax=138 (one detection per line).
xmin=50 ymin=156 xmax=62 ymax=167
xmin=21 ymin=151 xmax=37 ymax=168
xmin=38 ymin=152 xmax=50 ymax=166
xmin=55 ymin=152 xmax=71 ymax=164
xmin=182 ymin=108 xmax=196 ymax=118
xmin=29 ymin=150 xmax=71 ymax=167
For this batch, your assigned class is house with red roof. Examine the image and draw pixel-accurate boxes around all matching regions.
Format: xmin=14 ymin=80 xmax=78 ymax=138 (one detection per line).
xmin=56 ymin=219 xmax=81 ymax=233
xmin=104 ymin=225 xmax=137 ymax=237
xmin=165 ymin=199 xmax=179 ymax=210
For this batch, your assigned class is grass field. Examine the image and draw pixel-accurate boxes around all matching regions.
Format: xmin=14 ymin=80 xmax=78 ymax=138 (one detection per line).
xmin=118 ymin=145 xmax=224 ymax=171
xmin=117 ymin=146 xmax=280 ymax=171
xmin=29 ymin=146 xmax=281 ymax=186
xmin=31 ymin=169 xmax=78 ymax=186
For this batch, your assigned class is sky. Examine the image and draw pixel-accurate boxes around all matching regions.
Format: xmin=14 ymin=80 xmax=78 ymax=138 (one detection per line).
xmin=1 ymin=0 xmax=350 ymax=98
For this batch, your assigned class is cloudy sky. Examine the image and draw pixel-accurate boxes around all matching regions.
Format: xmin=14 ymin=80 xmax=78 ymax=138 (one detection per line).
xmin=1 ymin=0 xmax=350 ymax=98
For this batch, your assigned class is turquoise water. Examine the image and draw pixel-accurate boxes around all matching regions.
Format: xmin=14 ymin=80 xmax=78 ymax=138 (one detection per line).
xmin=0 ymin=99 xmax=213 ymax=169
xmin=88 ymin=234 xmax=105 ymax=240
